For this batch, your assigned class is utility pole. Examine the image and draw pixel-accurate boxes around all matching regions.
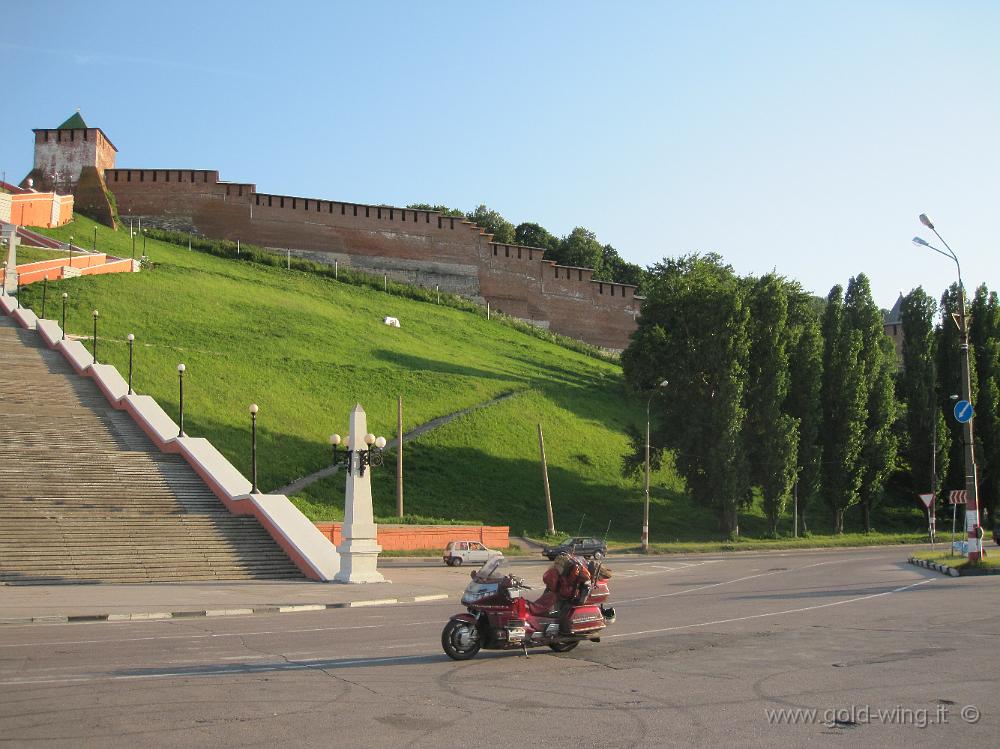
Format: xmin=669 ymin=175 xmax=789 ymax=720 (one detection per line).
xmin=396 ymin=395 xmax=404 ymax=517
xmin=538 ymin=424 xmax=555 ymax=535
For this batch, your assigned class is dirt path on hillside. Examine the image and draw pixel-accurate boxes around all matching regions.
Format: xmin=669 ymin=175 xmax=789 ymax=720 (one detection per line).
xmin=272 ymin=390 xmax=523 ymax=497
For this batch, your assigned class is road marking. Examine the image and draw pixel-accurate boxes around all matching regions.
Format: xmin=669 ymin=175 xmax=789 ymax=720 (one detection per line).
xmin=0 ymin=653 xmax=435 ymax=687
xmin=0 ymin=617 xmax=450 ymax=650
xmin=616 ymin=570 xmax=788 ymax=604
xmin=606 ymin=579 xmax=935 ymax=640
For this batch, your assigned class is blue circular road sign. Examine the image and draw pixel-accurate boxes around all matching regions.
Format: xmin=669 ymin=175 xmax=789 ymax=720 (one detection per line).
xmin=954 ymin=400 xmax=974 ymax=424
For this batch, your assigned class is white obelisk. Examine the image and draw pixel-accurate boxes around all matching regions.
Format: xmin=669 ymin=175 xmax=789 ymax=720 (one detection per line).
xmin=335 ymin=403 xmax=386 ymax=583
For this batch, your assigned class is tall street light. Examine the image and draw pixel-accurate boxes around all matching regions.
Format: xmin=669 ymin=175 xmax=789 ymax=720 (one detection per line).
xmin=642 ymin=379 xmax=669 ymax=553
xmin=913 ymin=213 xmax=983 ymax=561
xmin=177 ymin=363 xmax=186 ymax=437
xmin=249 ymin=404 xmax=259 ymax=494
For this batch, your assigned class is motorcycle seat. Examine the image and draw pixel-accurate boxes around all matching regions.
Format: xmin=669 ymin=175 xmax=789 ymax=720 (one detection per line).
xmin=527 ymin=597 xmax=559 ymax=617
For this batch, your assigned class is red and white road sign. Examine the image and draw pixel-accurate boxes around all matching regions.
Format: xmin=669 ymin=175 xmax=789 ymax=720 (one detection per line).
xmin=949 ymin=490 xmax=968 ymax=504
xmin=918 ymin=493 xmax=935 ymax=509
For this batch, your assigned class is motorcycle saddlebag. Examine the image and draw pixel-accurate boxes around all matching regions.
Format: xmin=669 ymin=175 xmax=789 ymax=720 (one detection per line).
xmin=585 ymin=581 xmax=610 ymax=604
xmin=562 ymin=604 xmax=607 ymax=636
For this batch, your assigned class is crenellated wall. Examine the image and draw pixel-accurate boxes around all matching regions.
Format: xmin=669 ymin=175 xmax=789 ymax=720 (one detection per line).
xmin=106 ymin=168 xmax=639 ymax=349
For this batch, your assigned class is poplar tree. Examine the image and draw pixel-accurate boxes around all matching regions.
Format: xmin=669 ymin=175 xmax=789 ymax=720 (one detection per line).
xmin=970 ymin=285 xmax=1000 ymax=525
xmin=745 ymin=274 xmax=799 ymax=536
xmin=938 ymin=284 xmax=978 ymax=492
xmin=844 ymin=274 xmax=898 ymax=532
xmin=820 ymin=285 xmax=867 ymax=533
xmin=785 ymin=292 xmax=824 ymax=532
xmin=900 ymin=288 xmax=950 ymax=497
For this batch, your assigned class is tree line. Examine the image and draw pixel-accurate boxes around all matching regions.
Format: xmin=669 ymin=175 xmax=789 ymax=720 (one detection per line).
xmin=408 ymin=203 xmax=647 ymax=290
xmin=621 ymin=253 xmax=1000 ymax=537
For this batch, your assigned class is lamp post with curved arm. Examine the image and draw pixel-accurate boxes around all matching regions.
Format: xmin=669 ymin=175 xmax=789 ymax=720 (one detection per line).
xmin=913 ymin=214 xmax=982 ymax=561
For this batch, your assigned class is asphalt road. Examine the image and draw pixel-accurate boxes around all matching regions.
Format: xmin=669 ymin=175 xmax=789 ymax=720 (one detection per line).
xmin=1 ymin=547 xmax=997 ymax=748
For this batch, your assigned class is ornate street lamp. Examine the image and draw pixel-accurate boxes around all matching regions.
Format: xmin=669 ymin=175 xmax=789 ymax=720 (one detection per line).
xmin=329 ymin=432 xmax=387 ymax=477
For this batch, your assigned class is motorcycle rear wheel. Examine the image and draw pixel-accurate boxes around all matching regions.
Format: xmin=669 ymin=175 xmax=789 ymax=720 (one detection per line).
xmin=442 ymin=619 xmax=482 ymax=660
xmin=548 ymin=640 xmax=579 ymax=653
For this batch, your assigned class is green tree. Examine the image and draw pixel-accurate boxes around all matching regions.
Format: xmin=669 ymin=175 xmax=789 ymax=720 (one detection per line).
xmin=784 ymin=289 xmax=824 ymax=532
xmin=555 ymin=227 xmax=604 ymax=271
xmin=466 ymin=204 xmax=515 ymax=243
xmin=970 ymin=285 xmax=1000 ymax=525
xmin=744 ymin=274 xmax=799 ymax=536
xmin=899 ymin=287 xmax=950 ymax=497
xmin=622 ymin=254 xmax=751 ymax=536
xmin=406 ymin=203 xmax=466 ymax=218
xmin=844 ymin=274 xmax=898 ymax=532
xmin=594 ymin=243 xmax=647 ymax=291
xmin=938 ymin=283 xmax=978 ymax=492
xmin=514 ymin=222 xmax=560 ymax=253
xmin=820 ymin=285 xmax=867 ymax=533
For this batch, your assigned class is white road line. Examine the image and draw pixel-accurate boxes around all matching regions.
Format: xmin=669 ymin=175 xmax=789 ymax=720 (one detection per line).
xmin=0 ymin=654 xmax=434 ymax=686
xmin=0 ymin=618 xmax=449 ymax=650
xmin=615 ymin=570 xmax=788 ymax=604
xmin=606 ymin=579 xmax=935 ymax=640
xmin=615 ymin=555 xmax=884 ymax=604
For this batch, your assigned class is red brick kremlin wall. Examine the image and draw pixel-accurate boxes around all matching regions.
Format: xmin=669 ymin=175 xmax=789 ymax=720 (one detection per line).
xmin=104 ymin=168 xmax=640 ymax=349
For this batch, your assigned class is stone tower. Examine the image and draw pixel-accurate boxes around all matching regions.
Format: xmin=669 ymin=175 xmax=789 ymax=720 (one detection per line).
xmin=24 ymin=112 xmax=119 ymax=227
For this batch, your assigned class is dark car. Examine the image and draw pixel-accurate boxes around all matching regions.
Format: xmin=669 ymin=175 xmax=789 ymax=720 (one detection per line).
xmin=542 ymin=536 xmax=607 ymax=561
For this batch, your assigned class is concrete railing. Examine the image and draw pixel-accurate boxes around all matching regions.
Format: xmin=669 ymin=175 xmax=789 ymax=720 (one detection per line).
xmin=0 ymin=293 xmax=341 ymax=582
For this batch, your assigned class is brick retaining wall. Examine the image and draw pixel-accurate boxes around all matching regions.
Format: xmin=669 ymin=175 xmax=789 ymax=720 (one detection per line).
xmin=314 ymin=523 xmax=509 ymax=551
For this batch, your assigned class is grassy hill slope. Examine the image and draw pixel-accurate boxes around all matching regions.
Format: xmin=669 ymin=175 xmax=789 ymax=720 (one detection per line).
xmin=14 ymin=216 xmax=930 ymax=546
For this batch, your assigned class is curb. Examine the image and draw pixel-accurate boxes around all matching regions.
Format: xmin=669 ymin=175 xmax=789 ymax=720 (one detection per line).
xmin=908 ymin=556 xmax=961 ymax=577
xmin=0 ymin=593 xmax=450 ymax=626
xmin=908 ymin=555 xmax=1000 ymax=576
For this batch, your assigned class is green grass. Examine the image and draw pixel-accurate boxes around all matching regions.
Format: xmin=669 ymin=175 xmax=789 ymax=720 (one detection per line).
xmin=12 ymin=246 xmax=73 ymax=264
xmin=912 ymin=551 xmax=1000 ymax=570
xmin=16 ymin=215 xmax=936 ymax=546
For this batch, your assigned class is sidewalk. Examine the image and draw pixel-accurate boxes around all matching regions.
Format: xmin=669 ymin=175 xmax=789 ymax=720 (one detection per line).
xmin=0 ymin=564 xmax=469 ymax=625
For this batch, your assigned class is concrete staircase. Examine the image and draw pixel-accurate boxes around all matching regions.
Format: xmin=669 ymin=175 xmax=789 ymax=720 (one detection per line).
xmin=0 ymin=316 xmax=302 ymax=584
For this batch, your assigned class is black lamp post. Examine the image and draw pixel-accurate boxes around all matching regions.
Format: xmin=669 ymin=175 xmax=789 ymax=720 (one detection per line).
xmin=131 ymin=227 xmax=136 ymax=260
xmin=91 ymin=309 xmax=99 ymax=364
xmin=177 ymin=363 xmax=186 ymax=437
xmin=93 ymin=227 xmax=97 ymax=253
xmin=127 ymin=334 xmax=135 ymax=394
xmin=142 ymin=230 xmax=147 ymax=260
xmin=61 ymin=293 xmax=68 ymax=339
xmin=40 ymin=277 xmax=47 ymax=319
xmin=250 ymin=403 xmax=259 ymax=493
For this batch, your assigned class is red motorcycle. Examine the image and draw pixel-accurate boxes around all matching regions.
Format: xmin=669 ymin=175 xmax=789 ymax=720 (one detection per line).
xmin=441 ymin=556 xmax=615 ymax=660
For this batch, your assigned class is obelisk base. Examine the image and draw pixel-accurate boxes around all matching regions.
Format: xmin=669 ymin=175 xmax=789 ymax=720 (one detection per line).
xmin=335 ymin=537 xmax=387 ymax=584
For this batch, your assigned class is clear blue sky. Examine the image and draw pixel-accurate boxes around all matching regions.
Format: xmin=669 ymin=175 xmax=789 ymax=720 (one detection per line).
xmin=4 ymin=1 xmax=997 ymax=309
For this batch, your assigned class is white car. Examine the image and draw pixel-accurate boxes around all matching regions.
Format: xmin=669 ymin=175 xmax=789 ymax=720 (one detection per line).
xmin=443 ymin=540 xmax=503 ymax=566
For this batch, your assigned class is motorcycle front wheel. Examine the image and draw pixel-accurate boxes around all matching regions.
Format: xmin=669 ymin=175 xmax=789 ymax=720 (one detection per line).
xmin=442 ymin=619 xmax=482 ymax=660
xmin=548 ymin=640 xmax=579 ymax=653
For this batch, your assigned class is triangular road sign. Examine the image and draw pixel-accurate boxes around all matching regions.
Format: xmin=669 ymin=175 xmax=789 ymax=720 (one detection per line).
xmin=918 ymin=493 xmax=935 ymax=509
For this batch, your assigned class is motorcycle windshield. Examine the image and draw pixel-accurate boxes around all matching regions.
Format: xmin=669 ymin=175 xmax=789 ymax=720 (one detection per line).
xmin=462 ymin=580 xmax=500 ymax=605
xmin=473 ymin=556 xmax=505 ymax=581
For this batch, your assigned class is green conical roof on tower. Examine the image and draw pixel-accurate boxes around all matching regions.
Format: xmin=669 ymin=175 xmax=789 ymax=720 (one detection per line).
xmin=56 ymin=111 xmax=88 ymax=129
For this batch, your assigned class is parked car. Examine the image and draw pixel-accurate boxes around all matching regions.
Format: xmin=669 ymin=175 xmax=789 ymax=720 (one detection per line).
xmin=541 ymin=536 xmax=607 ymax=561
xmin=443 ymin=541 xmax=503 ymax=567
